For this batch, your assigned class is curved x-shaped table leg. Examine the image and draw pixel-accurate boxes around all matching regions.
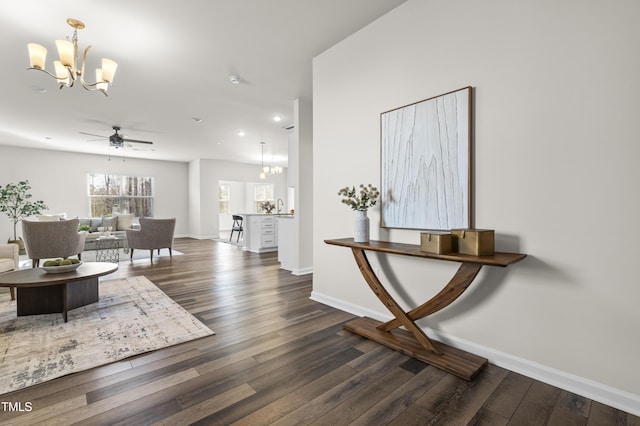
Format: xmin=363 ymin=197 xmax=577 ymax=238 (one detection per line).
xmin=377 ymin=262 xmax=483 ymax=332
xmin=351 ymin=247 xmax=483 ymax=355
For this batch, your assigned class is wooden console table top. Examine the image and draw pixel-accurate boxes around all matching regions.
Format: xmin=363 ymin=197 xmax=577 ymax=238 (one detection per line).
xmin=325 ymin=237 xmax=527 ymax=380
xmin=324 ymin=238 xmax=526 ymax=267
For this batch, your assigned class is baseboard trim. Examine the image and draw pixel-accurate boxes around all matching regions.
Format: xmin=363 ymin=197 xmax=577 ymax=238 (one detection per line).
xmin=309 ymin=291 xmax=640 ymax=417
xmin=291 ymin=267 xmax=313 ymax=276
xmin=186 ymin=234 xmax=216 ymax=240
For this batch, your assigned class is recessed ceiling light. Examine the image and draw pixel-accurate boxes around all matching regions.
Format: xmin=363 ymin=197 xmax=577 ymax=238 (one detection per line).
xmin=192 ymin=117 xmax=202 ymax=123
xmin=273 ymin=116 xmax=281 ymax=122
xmin=229 ymin=75 xmax=242 ymax=84
xmin=237 ymin=131 xmax=245 ymax=137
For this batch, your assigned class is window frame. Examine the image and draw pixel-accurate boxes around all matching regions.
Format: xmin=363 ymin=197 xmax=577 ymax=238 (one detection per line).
xmin=87 ymin=173 xmax=154 ymax=217
xmin=254 ymin=183 xmax=274 ymax=213
xmin=219 ymin=183 xmax=230 ymax=214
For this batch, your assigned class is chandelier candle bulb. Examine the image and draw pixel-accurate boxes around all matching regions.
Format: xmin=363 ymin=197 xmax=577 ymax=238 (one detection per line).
xmin=55 ymin=40 xmax=74 ymax=67
xmin=101 ymin=59 xmax=117 ymax=82
xmin=27 ymin=43 xmax=46 ymax=69
xmin=55 ymin=61 xmax=69 ymax=84
xmin=95 ymin=69 xmax=107 ymax=91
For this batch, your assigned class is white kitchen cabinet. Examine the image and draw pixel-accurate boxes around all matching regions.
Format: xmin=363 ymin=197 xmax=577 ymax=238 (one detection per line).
xmin=240 ymin=214 xmax=278 ymax=253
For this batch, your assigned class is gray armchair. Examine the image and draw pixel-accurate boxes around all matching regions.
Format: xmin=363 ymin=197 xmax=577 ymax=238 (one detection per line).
xmin=0 ymin=243 xmax=19 ymax=300
xmin=22 ymin=218 xmax=86 ymax=268
xmin=125 ymin=218 xmax=176 ymax=261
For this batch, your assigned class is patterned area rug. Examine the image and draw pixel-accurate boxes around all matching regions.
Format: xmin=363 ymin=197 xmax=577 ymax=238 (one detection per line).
xmin=0 ymin=276 xmax=214 ymax=395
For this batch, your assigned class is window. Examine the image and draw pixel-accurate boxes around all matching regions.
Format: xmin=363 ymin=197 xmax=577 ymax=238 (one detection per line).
xmin=88 ymin=173 xmax=154 ymax=217
xmin=254 ymin=183 xmax=274 ymax=212
xmin=219 ymin=184 xmax=230 ymax=214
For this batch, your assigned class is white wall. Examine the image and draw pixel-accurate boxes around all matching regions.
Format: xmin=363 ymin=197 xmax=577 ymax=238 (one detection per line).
xmin=287 ymin=98 xmax=314 ymax=275
xmin=312 ymin=0 xmax=640 ymax=414
xmin=0 ymin=145 xmax=188 ymax=238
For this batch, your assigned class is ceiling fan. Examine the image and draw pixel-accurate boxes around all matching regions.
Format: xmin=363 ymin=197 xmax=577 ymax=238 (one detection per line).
xmin=80 ymin=126 xmax=154 ymax=149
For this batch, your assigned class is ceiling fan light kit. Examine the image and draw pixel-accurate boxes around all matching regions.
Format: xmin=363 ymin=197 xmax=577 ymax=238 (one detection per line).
xmin=27 ymin=18 xmax=118 ymax=96
xmin=80 ymin=126 xmax=154 ymax=149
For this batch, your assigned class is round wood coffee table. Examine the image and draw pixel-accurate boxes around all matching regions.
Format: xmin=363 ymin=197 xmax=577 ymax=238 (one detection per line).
xmin=0 ymin=262 xmax=118 ymax=322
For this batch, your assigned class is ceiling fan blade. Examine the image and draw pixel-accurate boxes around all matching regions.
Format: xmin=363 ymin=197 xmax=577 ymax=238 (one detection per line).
xmin=80 ymin=131 xmax=109 ymax=138
xmin=128 ymin=144 xmax=155 ymax=151
xmin=122 ymin=138 xmax=154 ymax=145
xmin=86 ymin=138 xmax=107 ymax=142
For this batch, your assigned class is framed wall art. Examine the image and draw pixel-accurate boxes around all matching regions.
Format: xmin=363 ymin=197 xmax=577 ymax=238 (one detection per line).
xmin=380 ymin=86 xmax=473 ymax=230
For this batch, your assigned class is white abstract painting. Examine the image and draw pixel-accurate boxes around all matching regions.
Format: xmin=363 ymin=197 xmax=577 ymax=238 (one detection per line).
xmin=381 ymin=87 xmax=472 ymax=230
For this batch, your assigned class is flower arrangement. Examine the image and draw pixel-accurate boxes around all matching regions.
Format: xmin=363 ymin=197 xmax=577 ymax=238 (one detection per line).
xmin=337 ymin=184 xmax=380 ymax=211
xmin=261 ymin=201 xmax=276 ymax=214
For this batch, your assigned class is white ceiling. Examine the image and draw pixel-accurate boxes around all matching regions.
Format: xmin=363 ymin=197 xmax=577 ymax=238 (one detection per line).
xmin=0 ymin=1 xmax=406 ymax=167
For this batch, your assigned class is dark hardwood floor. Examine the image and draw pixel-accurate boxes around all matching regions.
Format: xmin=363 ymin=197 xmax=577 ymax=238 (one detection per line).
xmin=1 ymin=238 xmax=638 ymax=425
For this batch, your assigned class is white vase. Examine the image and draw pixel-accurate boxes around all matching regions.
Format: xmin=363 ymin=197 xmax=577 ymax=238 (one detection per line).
xmin=354 ymin=210 xmax=370 ymax=243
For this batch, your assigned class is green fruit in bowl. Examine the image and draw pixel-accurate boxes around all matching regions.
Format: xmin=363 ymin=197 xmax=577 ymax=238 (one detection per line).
xmin=69 ymin=258 xmax=80 ymax=264
xmin=43 ymin=260 xmax=59 ymax=267
xmin=59 ymin=259 xmax=73 ymax=266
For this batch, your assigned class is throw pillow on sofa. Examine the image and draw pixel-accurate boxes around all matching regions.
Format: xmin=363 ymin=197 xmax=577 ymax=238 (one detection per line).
xmin=37 ymin=213 xmax=66 ymax=221
xmin=90 ymin=217 xmax=104 ymax=232
xmin=115 ymin=213 xmax=134 ymax=231
xmin=102 ymin=217 xmax=118 ymax=230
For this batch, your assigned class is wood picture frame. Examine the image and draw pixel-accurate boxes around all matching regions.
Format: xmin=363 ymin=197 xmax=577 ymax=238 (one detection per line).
xmin=380 ymin=86 xmax=473 ymax=230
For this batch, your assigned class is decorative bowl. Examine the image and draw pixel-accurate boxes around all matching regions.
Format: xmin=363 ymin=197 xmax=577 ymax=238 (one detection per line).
xmin=42 ymin=261 xmax=83 ymax=274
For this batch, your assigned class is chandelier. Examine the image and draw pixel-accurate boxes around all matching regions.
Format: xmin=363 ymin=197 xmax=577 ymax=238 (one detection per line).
xmin=265 ymin=159 xmax=283 ymax=176
xmin=27 ymin=18 xmax=118 ymax=96
xmin=259 ymin=142 xmax=283 ymax=180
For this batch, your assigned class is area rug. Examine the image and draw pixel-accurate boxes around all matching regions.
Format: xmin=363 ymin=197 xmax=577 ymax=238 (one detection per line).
xmin=0 ymin=276 xmax=214 ymax=395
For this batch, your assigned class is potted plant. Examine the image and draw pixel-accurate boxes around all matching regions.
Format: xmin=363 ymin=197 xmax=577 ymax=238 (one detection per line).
xmin=261 ymin=201 xmax=276 ymax=214
xmin=337 ymin=184 xmax=380 ymax=243
xmin=0 ymin=180 xmax=48 ymax=251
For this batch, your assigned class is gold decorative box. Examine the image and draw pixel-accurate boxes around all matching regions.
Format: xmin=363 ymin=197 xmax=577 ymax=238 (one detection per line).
xmin=420 ymin=232 xmax=452 ymax=254
xmin=451 ymin=229 xmax=495 ymax=256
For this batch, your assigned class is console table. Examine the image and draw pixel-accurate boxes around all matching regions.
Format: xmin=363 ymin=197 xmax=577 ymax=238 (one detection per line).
xmin=324 ymin=238 xmax=527 ymax=380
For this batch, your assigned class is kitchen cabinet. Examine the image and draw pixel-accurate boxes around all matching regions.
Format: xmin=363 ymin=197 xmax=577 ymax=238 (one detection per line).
xmin=240 ymin=214 xmax=278 ymax=253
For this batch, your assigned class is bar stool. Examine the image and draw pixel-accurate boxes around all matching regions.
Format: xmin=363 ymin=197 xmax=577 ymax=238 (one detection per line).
xmin=230 ymin=215 xmax=243 ymax=242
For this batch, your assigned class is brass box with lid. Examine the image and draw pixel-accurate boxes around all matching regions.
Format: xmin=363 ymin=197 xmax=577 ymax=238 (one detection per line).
xmin=451 ymin=229 xmax=495 ymax=256
xmin=420 ymin=231 xmax=452 ymax=254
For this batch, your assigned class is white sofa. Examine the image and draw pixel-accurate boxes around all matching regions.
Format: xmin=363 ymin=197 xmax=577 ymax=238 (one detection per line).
xmin=35 ymin=213 xmax=135 ymax=250
xmin=0 ymin=243 xmax=19 ymax=300
xmin=79 ymin=214 xmax=135 ymax=250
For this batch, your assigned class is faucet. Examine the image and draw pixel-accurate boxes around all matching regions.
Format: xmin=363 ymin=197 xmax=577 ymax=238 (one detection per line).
xmin=277 ymin=198 xmax=284 ymax=214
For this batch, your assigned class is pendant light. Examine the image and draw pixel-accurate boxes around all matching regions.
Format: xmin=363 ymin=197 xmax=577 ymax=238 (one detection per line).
xmin=259 ymin=142 xmax=266 ymax=180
